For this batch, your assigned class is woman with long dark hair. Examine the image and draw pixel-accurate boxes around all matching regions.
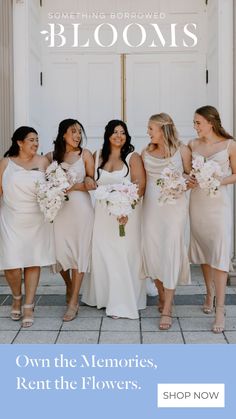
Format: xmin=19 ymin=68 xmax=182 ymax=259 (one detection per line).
xmin=82 ymin=120 xmax=146 ymax=319
xmin=189 ymin=105 xmax=236 ymax=333
xmin=0 ymin=126 xmax=55 ymax=327
xmin=50 ymin=119 xmax=94 ymax=321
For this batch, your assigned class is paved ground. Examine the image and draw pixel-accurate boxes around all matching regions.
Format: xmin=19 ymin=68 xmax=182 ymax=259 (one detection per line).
xmin=0 ymin=266 xmax=235 ymax=344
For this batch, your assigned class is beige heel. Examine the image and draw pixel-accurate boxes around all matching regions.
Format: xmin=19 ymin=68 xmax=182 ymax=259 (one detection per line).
xmin=159 ymin=313 xmax=172 ymax=330
xmin=212 ymin=306 xmax=225 ymax=334
xmin=22 ymin=303 xmax=35 ymax=328
xmin=202 ymin=294 xmax=215 ymax=314
xmin=11 ymin=294 xmax=22 ymax=321
xmin=63 ymin=304 xmax=79 ymax=322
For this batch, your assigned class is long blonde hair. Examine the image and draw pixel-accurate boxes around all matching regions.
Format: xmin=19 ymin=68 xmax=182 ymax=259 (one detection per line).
xmin=148 ymin=113 xmax=181 ymax=157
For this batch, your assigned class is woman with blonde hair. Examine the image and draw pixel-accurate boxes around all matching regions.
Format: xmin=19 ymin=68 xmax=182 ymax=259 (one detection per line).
xmin=189 ymin=105 xmax=236 ymax=333
xmin=142 ymin=113 xmax=192 ymax=330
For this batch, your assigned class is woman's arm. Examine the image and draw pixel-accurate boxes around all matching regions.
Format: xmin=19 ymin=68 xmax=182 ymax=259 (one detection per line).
xmin=67 ymin=149 xmax=96 ymax=192
xmin=180 ymin=144 xmax=192 ymax=174
xmin=44 ymin=151 xmax=53 ymax=164
xmin=0 ymin=158 xmax=8 ymax=196
xmin=129 ymin=152 xmax=146 ymax=197
xmin=221 ymin=141 xmax=236 ymax=185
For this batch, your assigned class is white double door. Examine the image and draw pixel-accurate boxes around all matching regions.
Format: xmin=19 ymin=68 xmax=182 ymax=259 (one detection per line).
xmin=41 ymin=51 xmax=206 ymax=153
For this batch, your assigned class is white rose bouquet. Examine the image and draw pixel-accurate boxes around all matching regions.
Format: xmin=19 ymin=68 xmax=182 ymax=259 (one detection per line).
xmin=157 ymin=167 xmax=187 ymax=205
xmin=191 ymin=155 xmax=223 ymax=197
xmin=36 ymin=161 xmax=76 ymax=222
xmin=94 ymin=180 xmax=139 ymax=237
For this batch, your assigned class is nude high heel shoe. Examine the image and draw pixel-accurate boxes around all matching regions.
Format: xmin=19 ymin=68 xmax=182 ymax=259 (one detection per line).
xmin=212 ymin=306 xmax=225 ymax=334
xmin=22 ymin=303 xmax=35 ymax=328
xmin=202 ymin=292 xmax=215 ymax=314
xmin=11 ymin=294 xmax=22 ymax=321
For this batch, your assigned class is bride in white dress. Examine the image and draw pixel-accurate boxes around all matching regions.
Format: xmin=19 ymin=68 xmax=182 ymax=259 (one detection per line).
xmin=82 ymin=120 xmax=146 ymax=319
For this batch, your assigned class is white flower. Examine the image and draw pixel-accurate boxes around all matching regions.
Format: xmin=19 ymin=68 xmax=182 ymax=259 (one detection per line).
xmin=94 ymin=181 xmax=139 ymax=236
xmin=191 ymin=157 xmax=223 ymax=197
xmin=157 ymin=168 xmax=187 ymax=205
xmin=35 ymin=161 xmax=74 ymax=222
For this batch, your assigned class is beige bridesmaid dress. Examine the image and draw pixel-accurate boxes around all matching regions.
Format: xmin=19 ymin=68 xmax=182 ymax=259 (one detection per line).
xmin=53 ymin=153 xmax=94 ymax=272
xmin=0 ymin=159 xmax=55 ymax=269
xmin=142 ymin=149 xmax=190 ymax=289
xmin=189 ymin=140 xmax=232 ymax=271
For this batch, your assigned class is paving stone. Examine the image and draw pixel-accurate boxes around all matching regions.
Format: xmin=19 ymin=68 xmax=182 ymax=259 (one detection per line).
xmin=0 ymin=306 xmax=11 ymax=317
xmin=183 ymin=331 xmax=227 ymax=344
xmin=0 ymin=331 xmax=18 ymax=344
xmin=34 ymin=306 xmax=65 ymax=318
xmin=140 ymin=306 xmax=160 ymax=318
xmin=56 ymin=331 xmax=99 ymax=344
xmin=225 ymin=306 xmax=236 ymax=316
xmin=99 ymin=332 xmax=140 ymax=344
xmin=62 ymin=317 xmax=101 ymax=331
xmin=142 ymin=332 xmax=184 ymax=344
xmin=101 ymin=317 xmax=140 ymax=332
xmin=141 ymin=317 xmax=180 ymax=332
xmin=179 ymin=317 xmax=213 ymax=331
xmin=175 ymin=286 xmax=202 ymax=295
xmin=224 ymin=332 xmax=236 ymax=343
xmin=77 ymin=306 xmax=105 ymax=317
xmin=0 ymin=318 xmax=22 ymax=331
xmin=224 ymin=318 xmax=236 ymax=331
xmin=0 ymin=295 xmax=8 ymax=304
xmin=174 ymin=305 xmax=215 ymax=318
xmin=13 ymin=331 xmax=58 ymax=344
xmin=24 ymin=317 xmax=63 ymax=331
xmin=36 ymin=295 xmax=67 ymax=306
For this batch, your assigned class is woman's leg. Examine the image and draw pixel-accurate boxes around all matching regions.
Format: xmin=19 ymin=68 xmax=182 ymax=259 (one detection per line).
xmin=63 ymin=270 xmax=84 ymax=321
xmin=201 ymin=264 xmax=215 ymax=313
xmin=154 ymin=279 xmax=165 ymax=313
xmin=60 ymin=270 xmax=72 ymax=304
xmin=212 ymin=268 xmax=227 ymax=333
xmin=4 ymin=268 xmax=22 ymax=320
xmin=159 ymin=288 xmax=174 ymax=330
xmin=23 ymin=266 xmax=40 ymax=327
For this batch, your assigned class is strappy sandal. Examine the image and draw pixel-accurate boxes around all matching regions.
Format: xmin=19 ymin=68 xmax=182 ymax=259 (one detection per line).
xmin=63 ymin=304 xmax=79 ymax=322
xmin=159 ymin=313 xmax=172 ymax=330
xmin=212 ymin=306 xmax=225 ymax=334
xmin=202 ymin=293 xmax=215 ymax=314
xmin=22 ymin=303 xmax=35 ymax=328
xmin=11 ymin=294 xmax=22 ymax=321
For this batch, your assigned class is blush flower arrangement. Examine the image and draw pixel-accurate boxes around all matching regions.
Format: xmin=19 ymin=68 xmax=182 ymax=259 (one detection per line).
xmin=94 ymin=180 xmax=139 ymax=237
xmin=191 ymin=155 xmax=223 ymax=197
xmin=157 ymin=167 xmax=187 ymax=205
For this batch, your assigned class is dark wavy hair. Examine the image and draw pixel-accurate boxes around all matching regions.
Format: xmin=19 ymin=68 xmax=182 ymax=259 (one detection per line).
xmin=96 ymin=119 xmax=134 ymax=180
xmin=4 ymin=126 xmax=38 ymax=157
xmin=195 ymin=106 xmax=233 ymax=140
xmin=53 ymin=118 xmax=87 ymax=163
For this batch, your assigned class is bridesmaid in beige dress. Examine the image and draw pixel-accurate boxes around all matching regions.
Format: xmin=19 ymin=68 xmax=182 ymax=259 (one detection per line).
xmin=50 ymin=119 xmax=94 ymax=321
xmin=142 ymin=113 xmax=192 ymax=330
xmin=189 ymin=105 xmax=236 ymax=333
xmin=0 ymin=126 xmax=55 ymax=327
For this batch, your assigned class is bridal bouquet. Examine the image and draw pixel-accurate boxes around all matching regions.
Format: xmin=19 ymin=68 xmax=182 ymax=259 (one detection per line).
xmin=36 ymin=161 xmax=76 ymax=222
xmin=157 ymin=167 xmax=187 ymax=205
xmin=191 ymin=155 xmax=223 ymax=197
xmin=94 ymin=180 xmax=139 ymax=237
